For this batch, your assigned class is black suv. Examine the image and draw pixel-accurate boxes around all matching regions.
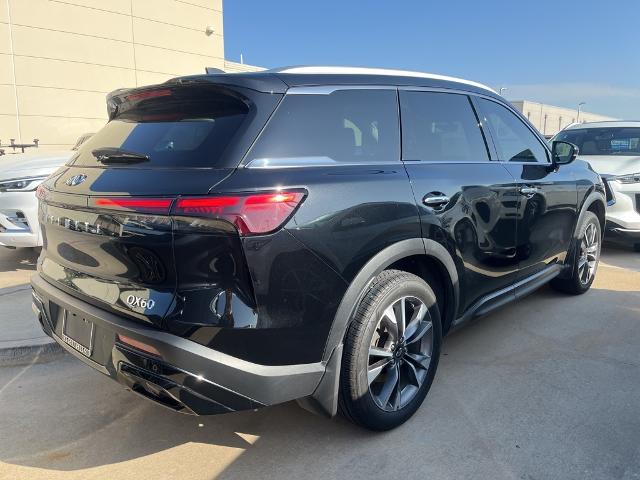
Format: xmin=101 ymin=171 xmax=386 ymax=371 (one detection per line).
xmin=32 ymin=66 xmax=606 ymax=430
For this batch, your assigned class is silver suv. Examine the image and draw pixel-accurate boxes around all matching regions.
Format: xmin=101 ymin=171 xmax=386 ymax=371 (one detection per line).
xmin=553 ymin=121 xmax=640 ymax=251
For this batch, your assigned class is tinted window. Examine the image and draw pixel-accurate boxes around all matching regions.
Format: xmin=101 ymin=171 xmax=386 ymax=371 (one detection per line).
xmin=554 ymin=127 xmax=640 ymax=156
xmin=73 ymin=86 xmax=249 ymax=168
xmin=478 ymin=99 xmax=548 ymax=163
xmin=400 ymin=92 xmax=489 ymax=162
xmin=247 ymin=89 xmax=399 ymax=165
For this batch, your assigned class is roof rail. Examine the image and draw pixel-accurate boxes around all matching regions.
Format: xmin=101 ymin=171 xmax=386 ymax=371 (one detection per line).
xmin=270 ymin=66 xmax=497 ymax=93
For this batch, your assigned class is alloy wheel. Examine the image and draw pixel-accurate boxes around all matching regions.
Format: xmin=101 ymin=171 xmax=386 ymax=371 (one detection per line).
xmin=578 ymin=222 xmax=599 ymax=285
xmin=367 ymin=296 xmax=434 ymax=412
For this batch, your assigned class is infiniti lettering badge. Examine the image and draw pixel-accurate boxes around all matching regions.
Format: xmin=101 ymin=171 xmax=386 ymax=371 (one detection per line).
xmin=65 ymin=174 xmax=87 ymax=186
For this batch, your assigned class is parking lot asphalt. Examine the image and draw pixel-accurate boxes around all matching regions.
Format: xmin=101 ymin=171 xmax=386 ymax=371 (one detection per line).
xmin=0 ymin=245 xmax=638 ymax=480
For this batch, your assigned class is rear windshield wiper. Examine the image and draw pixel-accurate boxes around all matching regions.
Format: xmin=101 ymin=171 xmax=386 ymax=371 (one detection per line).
xmin=92 ymin=147 xmax=150 ymax=164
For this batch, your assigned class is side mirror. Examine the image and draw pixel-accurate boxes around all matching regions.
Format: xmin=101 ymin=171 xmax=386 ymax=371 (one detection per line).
xmin=552 ymin=140 xmax=578 ymax=166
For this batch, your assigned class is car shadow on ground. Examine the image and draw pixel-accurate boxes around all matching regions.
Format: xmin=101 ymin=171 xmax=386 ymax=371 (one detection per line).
xmin=1 ymin=272 xmax=638 ymax=479
xmin=0 ymin=247 xmax=38 ymax=274
xmin=0 ymin=247 xmax=39 ymax=290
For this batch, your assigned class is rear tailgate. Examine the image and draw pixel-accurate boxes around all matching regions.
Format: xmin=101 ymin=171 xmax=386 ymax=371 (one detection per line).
xmin=37 ymin=82 xmax=281 ymax=327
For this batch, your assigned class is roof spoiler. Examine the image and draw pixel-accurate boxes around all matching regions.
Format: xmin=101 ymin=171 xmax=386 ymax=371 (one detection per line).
xmin=105 ymin=88 xmax=132 ymax=121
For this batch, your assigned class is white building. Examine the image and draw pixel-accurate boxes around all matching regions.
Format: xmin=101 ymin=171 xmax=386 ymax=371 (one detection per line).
xmin=511 ymin=100 xmax=616 ymax=137
xmin=1 ymin=0 xmax=262 ymax=150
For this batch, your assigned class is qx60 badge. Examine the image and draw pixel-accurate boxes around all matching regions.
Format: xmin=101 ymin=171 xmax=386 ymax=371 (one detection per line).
xmin=126 ymin=294 xmax=155 ymax=310
xmin=65 ymin=174 xmax=87 ymax=186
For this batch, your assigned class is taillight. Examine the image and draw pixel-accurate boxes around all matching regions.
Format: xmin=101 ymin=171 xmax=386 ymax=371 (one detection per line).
xmin=172 ymin=191 xmax=305 ymax=235
xmin=89 ymin=192 xmax=305 ymax=235
xmin=90 ymin=197 xmax=173 ymax=214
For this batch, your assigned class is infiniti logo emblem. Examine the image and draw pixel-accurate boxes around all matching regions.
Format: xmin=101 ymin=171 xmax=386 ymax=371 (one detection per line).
xmin=65 ymin=174 xmax=87 ymax=186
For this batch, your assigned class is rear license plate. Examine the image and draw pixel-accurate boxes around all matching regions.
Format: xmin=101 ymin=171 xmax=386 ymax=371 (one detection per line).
xmin=61 ymin=310 xmax=94 ymax=357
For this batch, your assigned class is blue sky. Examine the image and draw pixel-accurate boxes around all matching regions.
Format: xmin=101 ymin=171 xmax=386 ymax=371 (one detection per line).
xmin=224 ymin=0 xmax=640 ymax=119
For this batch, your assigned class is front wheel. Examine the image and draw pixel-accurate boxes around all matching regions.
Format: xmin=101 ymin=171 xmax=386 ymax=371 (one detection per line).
xmin=339 ymin=270 xmax=442 ymax=431
xmin=551 ymin=211 xmax=601 ymax=295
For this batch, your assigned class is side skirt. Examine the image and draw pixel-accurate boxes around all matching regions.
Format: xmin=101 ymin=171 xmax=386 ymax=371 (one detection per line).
xmin=450 ymin=263 xmax=562 ymax=331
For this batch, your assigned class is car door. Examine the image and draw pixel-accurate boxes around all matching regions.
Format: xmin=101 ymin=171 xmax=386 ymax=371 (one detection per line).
xmin=399 ymin=90 xmax=520 ymax=315
xmin=474 ymin=97 xmax=578 ymax=282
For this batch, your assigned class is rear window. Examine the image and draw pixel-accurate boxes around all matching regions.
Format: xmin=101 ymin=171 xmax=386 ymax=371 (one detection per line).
xmin=554 ymin=127 xmax=640 ymax=156
xmin=246 ymin=89 xmax=400 ymax=166
xmin=72 ymin=86 xmax=249 ymax=168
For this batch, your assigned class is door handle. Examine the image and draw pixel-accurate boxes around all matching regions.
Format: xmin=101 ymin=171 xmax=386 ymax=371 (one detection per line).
xmin=519 ymin=186 xmax=539 ymax=197
xmin=423 ymin=195 xmax=450 ymax=208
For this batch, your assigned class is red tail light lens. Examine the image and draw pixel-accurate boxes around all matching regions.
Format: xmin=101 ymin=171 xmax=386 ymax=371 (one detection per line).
xmin=116 ymin=334 xmax=161 ymax=357
xmin=91 ymin=197 xmax=173 ymax=214
xmin=173 ymin=192 xmax=305 ymax=235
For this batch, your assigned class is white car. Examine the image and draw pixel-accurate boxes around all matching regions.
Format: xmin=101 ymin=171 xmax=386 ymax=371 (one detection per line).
xmin=0 ymin=134 xmax=92 ymax=249
xmin=553 ymin=121 xmax=640 ymax=251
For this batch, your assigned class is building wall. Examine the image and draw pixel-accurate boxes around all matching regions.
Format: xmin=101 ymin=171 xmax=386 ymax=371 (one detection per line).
xmin=511 ymin=100 xmax=617 ymax=137
xmin=224 ymin=60 xmax=265 ymax=73
xmin=1 ymin=0 xmax=225 ymax=149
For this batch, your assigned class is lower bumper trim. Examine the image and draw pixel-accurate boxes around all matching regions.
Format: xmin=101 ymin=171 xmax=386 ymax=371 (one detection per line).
xmin=31 ymin=273 xmax=326 ymax=415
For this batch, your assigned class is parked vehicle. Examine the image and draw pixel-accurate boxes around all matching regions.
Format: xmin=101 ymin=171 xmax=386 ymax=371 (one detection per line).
xmin=0 ymin=134 xmax=93 ymax=249
xmin=31 ymin=67 xmax=606 ymax=430
xmin=553 ymin=121 xmax=640 ymax=251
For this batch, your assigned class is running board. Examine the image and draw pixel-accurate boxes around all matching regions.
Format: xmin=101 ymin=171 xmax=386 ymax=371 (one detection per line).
xmin=451 ymin=263 xmax=562 ymax=330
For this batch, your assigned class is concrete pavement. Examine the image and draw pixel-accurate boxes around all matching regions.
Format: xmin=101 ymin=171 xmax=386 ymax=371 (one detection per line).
xmin=0 ymin=248 xmax=62 ymax=365
xmin=0 ymin=245 xmax=638 ymax=479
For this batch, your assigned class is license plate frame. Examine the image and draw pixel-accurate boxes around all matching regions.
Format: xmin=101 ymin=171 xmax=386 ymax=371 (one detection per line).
xmin=61 ymin=310 xmax=94 ymax=357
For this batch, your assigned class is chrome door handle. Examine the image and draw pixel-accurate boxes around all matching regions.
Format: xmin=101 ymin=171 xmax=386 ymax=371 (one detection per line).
xmin=519 ymin=186 xmax=539 ymax=197
xmin=423 ymin=195 xmax=450 ymax=207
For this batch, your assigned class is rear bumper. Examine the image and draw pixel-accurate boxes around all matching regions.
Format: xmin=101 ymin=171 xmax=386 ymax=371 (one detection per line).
xmin=31 ymin=273 xmax=325 ymax=415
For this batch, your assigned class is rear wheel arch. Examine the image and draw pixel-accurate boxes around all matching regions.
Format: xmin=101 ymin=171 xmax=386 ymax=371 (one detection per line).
xmin=297 ymin=238 xmax=459 ymax=417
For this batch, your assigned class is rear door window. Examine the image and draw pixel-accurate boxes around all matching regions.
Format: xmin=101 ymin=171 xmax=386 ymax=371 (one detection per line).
xmin=247 ymin=89 xmax=400 ymax=166
xmin=477 ymin=99 xmax=549 ymax=163
xmin=400 ymin=91 xmax=490 ymax=162
xmin=72 ymin=86 xmax=249 ymax=168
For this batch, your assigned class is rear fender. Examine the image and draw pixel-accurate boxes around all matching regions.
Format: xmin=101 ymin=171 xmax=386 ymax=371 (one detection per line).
xmin=298 ymin=238 xmax=459 ymax=417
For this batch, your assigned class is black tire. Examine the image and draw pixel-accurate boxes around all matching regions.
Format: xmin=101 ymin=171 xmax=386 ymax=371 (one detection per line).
xmin=551 ymin=211 xmax=601 ymax=295
xmin=339 ymin=269 xmax=442 ymax=431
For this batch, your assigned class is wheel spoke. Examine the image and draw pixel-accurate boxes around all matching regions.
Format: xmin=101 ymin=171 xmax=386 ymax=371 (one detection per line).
xmin=406 ymin=352 xmax=431 ymax=370
xmin=391 ymin=370 xmax=402 ymax=411
xmin=404 ymin=303 xmax=427 ymax=340
xmin=369 ymin=346 xmax=393 ymax=358
xmin=406 ymin=321 xmax=433 ymax=345
xmin=376 ymin=363 xmax=399 ymax=407
xmin=404 ymin=359 xmax=422 ymax=388
xmin=368 ymin=358 xmax=392 ymax=385
xmin=586 ymin=243 xmax=598 ymax=254
xmin=397 ymin=297 xmax=406 ymax=338
xmin=382 ymin=305 xmax=399 ymax=341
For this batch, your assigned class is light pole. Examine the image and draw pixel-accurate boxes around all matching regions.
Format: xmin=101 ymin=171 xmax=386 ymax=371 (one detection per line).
xmin=577 ymin=102 xmax=586 ymax=123
xmin=499 ymin=87 xmax=508 ymax=96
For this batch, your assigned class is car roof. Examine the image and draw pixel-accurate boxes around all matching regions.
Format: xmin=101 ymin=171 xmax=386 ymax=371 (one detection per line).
xmin=167 ymin=66 xmax=499 ymax=97
xmin=564 ymin=121 xmax=640 ymax=130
